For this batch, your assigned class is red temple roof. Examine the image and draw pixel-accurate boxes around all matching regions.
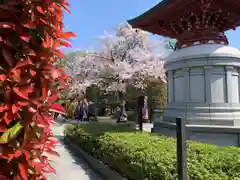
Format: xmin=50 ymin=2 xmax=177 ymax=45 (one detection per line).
xmin=128 ymin=0 xmax=240 ymax=48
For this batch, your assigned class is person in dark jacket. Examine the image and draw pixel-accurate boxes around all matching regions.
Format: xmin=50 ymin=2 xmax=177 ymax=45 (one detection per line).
xmin=116 ymin=100 xmax=127 ymax=123
xmin=82 ymin=98 xmax=89 ymax=122
xmin=75 ymin=100 xmax=83 ymax=123
xmin=88 ymin=101 xmax=97 ymax=120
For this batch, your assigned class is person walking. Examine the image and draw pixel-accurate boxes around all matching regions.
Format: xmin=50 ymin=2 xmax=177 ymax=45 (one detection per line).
xmin=75 ymin=100 xmax=83 ymax=123
xmin=88 ymin=101 xmax=97 ymax=121
xmin=117 ymin=100 xmax=127 ymax=123
xmin=82 ymin=98 xmax=89 ymax=122
xmin=142 ymin=96 xmax=149 ymax=123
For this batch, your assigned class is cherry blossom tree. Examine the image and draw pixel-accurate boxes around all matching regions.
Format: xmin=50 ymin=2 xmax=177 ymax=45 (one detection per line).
xmin=64 ymin=23 xmax=168 ymax=99
xmin=64 ymin=51 xmax=106 ymax=94
xmin=95 ymin=23 xmax=167 ymax=92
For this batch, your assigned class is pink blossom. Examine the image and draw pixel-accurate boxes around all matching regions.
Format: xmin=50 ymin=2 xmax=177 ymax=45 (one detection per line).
xmin=65 ymin=23 xmax=167 ymax=93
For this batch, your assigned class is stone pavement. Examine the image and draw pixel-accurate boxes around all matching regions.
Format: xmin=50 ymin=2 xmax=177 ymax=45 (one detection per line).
xmin=46 ymin=123 xmax=103 ymax=180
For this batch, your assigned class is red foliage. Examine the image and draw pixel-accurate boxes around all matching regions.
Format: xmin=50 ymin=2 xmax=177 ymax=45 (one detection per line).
xmin=0 ymin=0 xmax=75 ymax=179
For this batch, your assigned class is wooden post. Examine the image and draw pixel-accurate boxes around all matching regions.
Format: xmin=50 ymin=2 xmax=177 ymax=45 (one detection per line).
xmin=176 ymin=117 xmax=188 ymax=180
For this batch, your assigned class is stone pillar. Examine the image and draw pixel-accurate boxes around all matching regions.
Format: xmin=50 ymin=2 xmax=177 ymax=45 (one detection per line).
xmin=204 ymin=66 xmax=212 ymax=103
xmin=226 ymin=66 xmax=233 ymax=103
xmin=167 ymin=70 xmax=174 ymax=103
xmin=174 ymin=69 xmax=185 ymax=102
xmin=238 ymin=68 xmax=240 ymax=103
xmin=183 ymin=68 xmax=190 ymax=102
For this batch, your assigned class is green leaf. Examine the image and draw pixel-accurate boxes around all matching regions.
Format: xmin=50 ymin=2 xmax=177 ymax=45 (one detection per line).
xmin=0 ymin=122 xmax=23 ymax=143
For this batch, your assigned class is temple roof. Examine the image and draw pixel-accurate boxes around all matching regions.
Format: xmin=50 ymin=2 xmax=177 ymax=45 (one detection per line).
xmin=128 ymin=0 xmax=240 ymax=38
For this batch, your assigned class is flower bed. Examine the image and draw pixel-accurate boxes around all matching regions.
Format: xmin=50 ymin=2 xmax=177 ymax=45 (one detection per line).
xmin=64 ymin=122 xmax=240 ymax=180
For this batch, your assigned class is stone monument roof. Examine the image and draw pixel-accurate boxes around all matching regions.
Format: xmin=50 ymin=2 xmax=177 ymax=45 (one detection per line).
xmin=166 ymin=44 xmax=240 ymax=62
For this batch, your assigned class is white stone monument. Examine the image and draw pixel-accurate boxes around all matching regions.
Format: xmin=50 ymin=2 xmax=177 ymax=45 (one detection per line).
xmin=128 ymin=0 xmax=240 ymax=146
xmin=154 ymin=44 xmax=240 ymax=146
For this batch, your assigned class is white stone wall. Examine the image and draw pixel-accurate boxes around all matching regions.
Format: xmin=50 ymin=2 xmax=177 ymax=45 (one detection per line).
xmin=167 ymin=65 xmax=240 ymax=104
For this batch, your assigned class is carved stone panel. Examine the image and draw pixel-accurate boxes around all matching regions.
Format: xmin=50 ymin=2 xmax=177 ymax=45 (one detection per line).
xmin=210 ymin=67 xmax=226 ymax=103
xmin=190 ymin=67 xmax=205 ymax=102
xmin=174 ymin=69 xmax=184 ymax=102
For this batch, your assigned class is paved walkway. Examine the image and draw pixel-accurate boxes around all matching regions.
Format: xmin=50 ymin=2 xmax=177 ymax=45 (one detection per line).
xmin=46 ymin=123 xmax=103 ymax=180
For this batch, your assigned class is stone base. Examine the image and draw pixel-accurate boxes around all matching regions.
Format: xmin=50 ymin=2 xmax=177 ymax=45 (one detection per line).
xmin=153 ymin=121 xmax=240 ymax=146
xmin=162 ymin=103 xmax=240 ymax=126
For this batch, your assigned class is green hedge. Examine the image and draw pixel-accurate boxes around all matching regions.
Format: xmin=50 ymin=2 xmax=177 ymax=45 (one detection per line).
xmin=64 ymin=123 xmax=240 ymax=180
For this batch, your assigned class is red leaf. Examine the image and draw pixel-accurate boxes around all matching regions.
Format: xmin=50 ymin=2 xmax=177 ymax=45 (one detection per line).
xmin=60 ymin=32 xmax=76 ymax=39
xmin=62 ymin=0 xmax=70 ymax=6
xmin=2 ymin=49 xmax=13 ymax=66
xmin=30 ymin=70 xmax=36 ymax=76
xmin=39 ymin=18 xmax=47 ymax=24
xmin=54 ymin=49 xmax=64 ymax=59
xmin=18 ymin=163 xmax=28 ymax=180
xmin=0 ymin=22 xmax=15 ymax=28
xmin=28 ymin=107 xmax=37 ymax=113
xmin=20 ymin=33 xmax=30 ymax=42
xmin=48 ymin=94 xmax=58 ymax=103
xmin=36 ymin=6 xmax=44 ymax=14
xmin=15 ymin=150 xmax=22 ymax=158
xmin=10 ymin=69 xmax=21 ymax=82
xmin=8 ymin=149 xmax=22 ymax=162
xmin=39 ymin=114 xmax=52 ymax=125
xmin=0 ymin=74 xmax=6 ymax=81
xmin=15 ymin=58 xmax=33 ymax=69
xmin=13 ymin=175 xmax=21 ymax=180
xmin=4 ymin=111 xmax=13 ymax=124
xmin=22 ymin=150 xmax=30 ymax=161
xmin=22 ymin=21 xmax=36 ymax=29
xmin=63 ymin=6 xmax=71 ymax=14
xmin=45 ymin=148 xmax=59 ymax=156
xmin=12 ymin=104 xmax=21 ymax=114
xmin=17 ymin=101 xmax=29 ymax=106
xmin=13 ymin=87 xmax=29 ymax=100
xmin=0 ymin=126 xmax=7 ymax=132
xmin=51 ymin=68 xmax=62 ymax=79
xmin=50 ymin=104 xmax=66 ymax=113
xmin=0 ymin=105 xmax=8 ymax=112
xmin=60 ymin=40 xmax=72 ymax=47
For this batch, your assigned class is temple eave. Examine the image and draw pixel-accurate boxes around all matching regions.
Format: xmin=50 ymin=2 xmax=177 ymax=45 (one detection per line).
xmin=128 ymin=0 xmax=240 ymax=40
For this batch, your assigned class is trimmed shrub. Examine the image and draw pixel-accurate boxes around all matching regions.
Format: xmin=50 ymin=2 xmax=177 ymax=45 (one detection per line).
xmin=64 ymin=123 xmax=240 ymax=180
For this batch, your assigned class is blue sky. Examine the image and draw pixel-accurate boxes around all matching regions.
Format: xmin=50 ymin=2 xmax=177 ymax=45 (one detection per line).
xmin=63 ymin=0 xmax=240 ymax=52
